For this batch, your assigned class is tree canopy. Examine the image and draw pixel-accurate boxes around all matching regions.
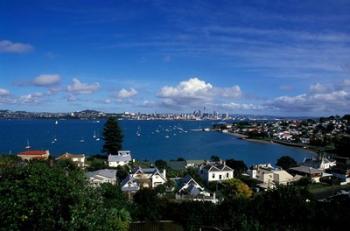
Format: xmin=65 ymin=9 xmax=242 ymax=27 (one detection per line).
xmin=221 ymin=178 xmax=253 ymax=199
xmin=276 ymin=155 xmax=297 ymax=170
xmin=0 ymin=161 xmax=130 ymax=230
xmin=226 ymin=159 xmax=247 ymax=177
xmin=102 ymin=117 xmax=123 ymax=155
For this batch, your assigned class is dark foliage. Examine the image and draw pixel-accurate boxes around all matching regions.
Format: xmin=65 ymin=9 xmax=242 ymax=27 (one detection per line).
xmin=155 ymin=159 xmax=167 ymax=170
xmin=226 ymin=159 xmax=248 ymax=177
xmin=102 ymin=117 xmax=123 ymax=155
xmin=276 ymin=155 xmax=297 ymax=170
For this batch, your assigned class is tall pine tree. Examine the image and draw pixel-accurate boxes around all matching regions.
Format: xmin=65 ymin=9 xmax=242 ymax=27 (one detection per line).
xmin=102 ymin=117 xmax=123 ymax=155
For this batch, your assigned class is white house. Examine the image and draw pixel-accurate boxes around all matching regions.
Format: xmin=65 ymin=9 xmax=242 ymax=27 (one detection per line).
xmin=198 ymin=161 xmax=234 ymax=183
xmin=120 ymin=166 xmax=167 ymax=193
xmin=56 ymin=152 xmax=85 ymax=168
xmin=86 ymin=169 xmax=117 ymax=186
xmin=108 ymin=150 xmax=132 ymax=167
xmin=248 ymin=164 xmax=298 ymax=189
xmin=303 ymin=156 xmax=336 ymax=170
xmin=175 ymin=175 xmax=218 ymax=203
xmin=120 ymin=175 xmax=141 ymax=193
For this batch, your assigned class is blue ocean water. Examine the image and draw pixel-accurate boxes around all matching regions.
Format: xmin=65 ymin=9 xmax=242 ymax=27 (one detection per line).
xmin=0 ymin=120 xmax=314 ymax=166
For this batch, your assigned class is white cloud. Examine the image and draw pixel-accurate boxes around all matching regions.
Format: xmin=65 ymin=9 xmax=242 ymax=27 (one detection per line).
xmin=19 ymin=92 xmax=44 ymax=104
xmin=0 ymin=40 xmax=33 ymax=53
xmin=218 ymin=85 xmax=242 ymax=98
xmin=117 ymin=88 xmax=138 ymax=99
xmin=67 ymin=78 xmax=100 ymax=94
xmin=221 ymin=102 xmax=263 ymax=110
xmin=159 ymin=77 xmax=213 ymax=98
xmin=268 ymin=81 xmax=350 ymax=113
xmin=310 ymin=83 xmax=328 ymax=93
xmin=33 ymin=74 xmax=61 ymax=87
xmin=158 ymin=77 xmax=242 ymax=109
xmin=0 ymin=88 xmax=10 ymax=96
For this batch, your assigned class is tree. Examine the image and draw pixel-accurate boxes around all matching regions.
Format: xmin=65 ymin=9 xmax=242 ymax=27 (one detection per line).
xmin=210 ymin=155 xmax=220 ymax=162
xmin=276 ymin=155 xmax=297 ymax=170
xmin=102 ymin=117 xmax=123 ymax=155
xmin=221 ymin=178 xmax=253 ymax=199
xmin=116 ymin=165 xmax=129 ymax=183
xmin=133 ymin=188 xmax=162 ymax=221
xmin=226 ymin=159 xmax=247 ymax=177
xmin=334 ymin=135 xmax=350 ymax=158
xmin=0 ymin=161 xmax=130 ymax=230
xmin=155 ymin=159 xmax=167 ymax=170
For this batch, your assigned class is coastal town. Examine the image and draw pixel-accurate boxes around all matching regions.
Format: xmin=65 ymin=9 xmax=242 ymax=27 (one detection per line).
xmin=0 ymin=109 xmax=291 ymax=121
xmin=1 ymin=115 xmax=350 ymax=230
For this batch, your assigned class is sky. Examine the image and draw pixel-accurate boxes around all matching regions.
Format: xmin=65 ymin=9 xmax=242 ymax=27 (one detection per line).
xmin=0 ymin=0 xmax=350 ymax=116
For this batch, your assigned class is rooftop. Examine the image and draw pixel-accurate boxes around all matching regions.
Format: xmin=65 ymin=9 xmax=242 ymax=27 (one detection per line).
xmin=17 ymin=150 xmax=49 ymax=156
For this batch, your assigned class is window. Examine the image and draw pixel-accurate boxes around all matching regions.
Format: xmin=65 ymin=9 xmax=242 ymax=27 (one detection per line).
xmin=226 ymin=173 xmax=229 ymax=178
xmin=212 ymin=173 xmax=215 ymax=179
xmin=219 ymin=175 xmax=222 ymax=180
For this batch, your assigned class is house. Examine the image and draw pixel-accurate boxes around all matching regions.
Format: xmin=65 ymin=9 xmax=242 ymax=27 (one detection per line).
xmin=120 ymin=166 xmax=167 ymax=194
xmin=86 ymin=169 xmax=117 ymax=186
xmin=248 ymin=164 xmax=297 ymax=189
xmin=175 ymin=175 xmax=218 ymax=203
xmin=288 ymin=166 xmax=327 ymax=183
xmin=108 ymin=150 xmax=132 ymax=167
xmin=185 ymin=160 xmax=205 ymax=168
xmin=56 ymin=152 xmax=85 ymax=167
xmin=131 ymin=166 xmax=167 ymax=188
xmin=120 ymin=175 xmax=141 ymax=193
xmin=303 ymin=156 xmax=336 ymax=170
xmin=198 ymin=160 xmax=234 ymax=183
xmin=17 ymin=150 xmax=50 ymax=161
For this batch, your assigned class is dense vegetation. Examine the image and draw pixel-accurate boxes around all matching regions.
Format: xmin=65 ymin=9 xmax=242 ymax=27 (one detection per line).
xmin=0 ymin=159 xmax=130 ymax=230
xmin=2 ymin=156 xmax=350 ymax=231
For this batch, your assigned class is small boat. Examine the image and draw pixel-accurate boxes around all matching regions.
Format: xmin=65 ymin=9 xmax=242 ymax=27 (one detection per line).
xmin=93 ymin=130 xmax=97 ymax=139
xmin=80 ymin=138 xmax=85 ymax=143
xmin=55 ymin=120 xmax=58 ymax=125
xmin=165 ymin=135 xmax=170 ymax=139
xmin=25 ymin=139 xmax=31 ymax=149
xmin=96 ymin=137 xmax=100 ymax=141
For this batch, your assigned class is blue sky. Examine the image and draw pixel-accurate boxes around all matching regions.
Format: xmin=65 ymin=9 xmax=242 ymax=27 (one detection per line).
xmin=1 ymin=0 xmax=349 ymax=116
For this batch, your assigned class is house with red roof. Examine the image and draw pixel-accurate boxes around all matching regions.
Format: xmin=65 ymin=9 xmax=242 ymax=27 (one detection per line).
xmin=17 ymin=150 xmax=50 ymax=161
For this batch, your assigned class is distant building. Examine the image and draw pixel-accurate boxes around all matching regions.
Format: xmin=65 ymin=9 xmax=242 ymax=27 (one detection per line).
xmin=198 ymin=160 xmax=234 ymax=182
xmin=86 ymin=169 xmax=117 ymax=186
xmin=289 ymin=166 xmax=330 ymax=183
xmin=185 ymin=160 xmax=205 ymax=168
xmin=108 ymin=150 xmax=132 ymax=167
xmin=56 ymin=152 xmax=85 ymax=168
xmin=303 ymin=156 xmax=336 ymax=170
xmin=17 ymin=150 xmax=50 ymax=161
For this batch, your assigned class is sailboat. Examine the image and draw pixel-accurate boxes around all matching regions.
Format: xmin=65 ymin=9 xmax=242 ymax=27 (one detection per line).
xmin=25 ymin=139 xmax=31 ymax=149
xmin=93 ymin=130 xmax=97 ymax=139
xmin=55 ymin=120 xmax=58 ymax=125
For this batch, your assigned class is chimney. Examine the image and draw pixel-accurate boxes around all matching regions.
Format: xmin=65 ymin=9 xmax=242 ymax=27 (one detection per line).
xmin=162 ymin=168 xmax=166 ymax=179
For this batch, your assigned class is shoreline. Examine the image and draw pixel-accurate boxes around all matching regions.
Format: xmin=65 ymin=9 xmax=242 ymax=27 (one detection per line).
xmin=219 ymin=131 xmax=318 ymax=155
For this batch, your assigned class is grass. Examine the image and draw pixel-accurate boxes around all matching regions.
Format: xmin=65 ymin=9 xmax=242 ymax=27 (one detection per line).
xmin=308 ymin=183 xmax=350 ymax=199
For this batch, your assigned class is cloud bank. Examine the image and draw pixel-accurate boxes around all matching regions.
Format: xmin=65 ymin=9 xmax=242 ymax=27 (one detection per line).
xmin=0 ymin=40 xmax=33 ymax=53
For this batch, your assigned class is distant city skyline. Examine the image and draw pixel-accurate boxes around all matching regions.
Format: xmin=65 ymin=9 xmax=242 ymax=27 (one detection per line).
xmin=1 ymin=0 xmax=349 ymax=116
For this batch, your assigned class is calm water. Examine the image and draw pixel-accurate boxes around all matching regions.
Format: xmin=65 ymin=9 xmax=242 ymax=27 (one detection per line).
xmin=0 ymin=120 xmax=314 ymax=166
